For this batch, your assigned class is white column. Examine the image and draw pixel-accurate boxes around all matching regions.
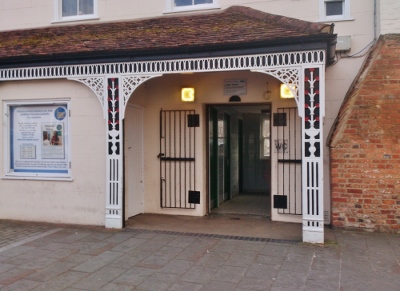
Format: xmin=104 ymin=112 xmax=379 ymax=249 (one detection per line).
xmin=105 ymin=77 xmax=124 ymax=228
xmin=302 ymin=67 xmax=324 ymax=243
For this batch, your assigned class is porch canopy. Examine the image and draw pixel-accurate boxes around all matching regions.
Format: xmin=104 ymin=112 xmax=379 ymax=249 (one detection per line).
xmin=0 ymin=6 xmax=335 ymax=67
xmin=0 ymin=6 xmax=336 ymax=244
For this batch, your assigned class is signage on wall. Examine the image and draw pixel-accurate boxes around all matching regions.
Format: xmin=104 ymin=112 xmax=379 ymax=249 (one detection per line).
xmin=9 ymin=104 xmax=69 ymax=175
xmin=274 ymin=139 xmax=288 ymax=153
xmin=224 ymin=79 xmax=247 ymax=96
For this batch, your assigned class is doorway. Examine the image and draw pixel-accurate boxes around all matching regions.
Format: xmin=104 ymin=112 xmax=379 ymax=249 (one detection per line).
xmin=208 ymin=104 xmax=271 ymax=217
xmin=124 ymin=104 xmax=144 ymax=220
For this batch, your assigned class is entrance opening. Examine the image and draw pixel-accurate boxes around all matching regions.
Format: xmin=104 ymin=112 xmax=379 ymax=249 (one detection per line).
xmin=207 ymin=104 xmax=271 ymax=217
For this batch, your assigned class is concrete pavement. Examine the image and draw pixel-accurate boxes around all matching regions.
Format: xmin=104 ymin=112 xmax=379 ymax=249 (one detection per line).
xmin=0 ymin=218 xmax=399 ymax=291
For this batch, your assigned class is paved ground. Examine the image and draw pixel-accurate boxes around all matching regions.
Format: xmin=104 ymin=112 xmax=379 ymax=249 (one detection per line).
xmin=0 ymin=219 xmax=399 ymax=291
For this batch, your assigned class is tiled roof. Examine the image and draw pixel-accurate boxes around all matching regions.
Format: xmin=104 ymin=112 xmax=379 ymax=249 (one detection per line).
xmin=0 ymin=6 xmax=335 ymax=65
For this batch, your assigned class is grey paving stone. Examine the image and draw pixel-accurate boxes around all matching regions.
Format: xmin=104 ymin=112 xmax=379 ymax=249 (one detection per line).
xmin=0 ymin=268 xmax=35 ymax=285
xmin=255 ymin=254 xmax=285 ymax=266
xmin=0 ymin=263 xmax=15 ymax=275
xmin=0 ymin=246 xmax=37 ymax=258
xmin=112 ymin=266 xmax=155 ymax=286
xmin=167 ymin=280 xmax=203 ymax=291
xmin=62 ymin=253 xmax=93 ymax=264
xmin=195 ymin=251 xmax=230 ymax=267
xmin=110 ymin=237 xmax=147 ymax=252
xmin=259 ymin=244 xmax=290 ymax=257
xmin=234 ymin=241 xmax=266 ymax=252
xmin=54 ymin=231 xmax=93 ymax=243
xmin=0 ymin=278 xmax=40 ymax=291
xmin=80 ymin=232 xmax=115 ymax=243
xmin=136 ymin=272 xmax=179 ymax=291
xmin=166 ymin=237 xmax=197 ymax=248
xmin=72 ymin=250 xmax=124 ymax=273
xmin=109 ymin=250 xmax=152 ymax=269
xmin=103 ymin=232 xmax=135 ymax=244
xmin=271 ymin=270 xmax=307 ymax=289
xmin=31 ymin=271 xmax=88 ymax=291
xmin=5 ymin=248 xmax=50 ymax=265
xmin=307 ymin=269 xmax=340 ymax=282
xmin=305 ymin=279 xmax=339 ymax=291
xmin=71 ymin=266 xmax=126 ymax=290
xmin=181 ymin=265 xmax=219 ymax=284
xmin=212 ymin=265 xmax=247 ymax=283
xmin=20 ymin=256 xmax=59 ymax=270
xmin=245 ymin=263 xmax=280 ymax=279
xmin=45 ymin=248 xmax=79 ymax=259
xmin=134 ymin=236 xmax=174 ymax=252
xmin=237 ymin=276 xmax=273 ymax=290
xmin=158 ymin=259 xmax=195 ymax=275
xmin=99 ymin=282 xmax=135 ymax=291
xmin=200 ymin=280 xmax=238 ymax=291
xmin=225 ymin=250 xmax=258 ymax=267
xmin=26 ymin=261 xmax=77 ymax=282
xmin=209 ymin=240 xmax=238 ymax=254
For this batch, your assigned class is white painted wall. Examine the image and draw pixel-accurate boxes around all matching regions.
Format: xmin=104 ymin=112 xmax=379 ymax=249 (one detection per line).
xmin=378 ymin=0 xmax=400 ymax=34
xmin=0 ymin=79 xmax=106 ymax=225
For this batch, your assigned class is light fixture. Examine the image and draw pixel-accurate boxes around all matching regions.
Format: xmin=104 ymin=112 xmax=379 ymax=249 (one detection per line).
xmin=181 ymin=87 xmax=195 ymax=102
xmin=280 ymin=84 xmax=295 ymax=99
xmin=263 ymin=82 xmax=272 ymax=100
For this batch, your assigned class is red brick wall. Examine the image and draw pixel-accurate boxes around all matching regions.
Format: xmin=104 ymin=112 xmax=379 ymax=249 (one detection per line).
xmin=330 ymin=35 xmax=400 ymax=233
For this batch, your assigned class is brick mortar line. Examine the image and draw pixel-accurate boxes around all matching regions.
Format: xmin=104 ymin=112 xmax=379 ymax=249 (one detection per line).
xmin=0 ymin=228 xmax=62 ymax=253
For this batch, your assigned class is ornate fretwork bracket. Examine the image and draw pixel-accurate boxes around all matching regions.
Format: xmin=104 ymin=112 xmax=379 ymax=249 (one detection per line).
xmin=68 ymin=77 xmax=106 ymax=108
xmin=121 ymin=74 xmax=162 ymax=118
xmin=252 ymin=68 xmax=300 ymax=109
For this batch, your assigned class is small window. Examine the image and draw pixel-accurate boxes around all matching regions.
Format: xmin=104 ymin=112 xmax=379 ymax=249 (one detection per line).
xmin=166 ymin=0 xmax=219 ymax=13
xmin=260 ymin=116 xmax=270 ymax=159
xmin=54 ymin=0 xmax=98 ymax=22
xmin=320 ymin=0 xmax=352 ymax=21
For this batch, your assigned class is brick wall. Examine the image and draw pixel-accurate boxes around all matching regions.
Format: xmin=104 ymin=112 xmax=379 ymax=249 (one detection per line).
xmin=329 ymin=35 xmax=400 ymax=233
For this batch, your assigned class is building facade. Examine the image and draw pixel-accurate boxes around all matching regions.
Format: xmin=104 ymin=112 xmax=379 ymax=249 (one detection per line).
xmin=1 ymin=0 xmax=395 ymax=242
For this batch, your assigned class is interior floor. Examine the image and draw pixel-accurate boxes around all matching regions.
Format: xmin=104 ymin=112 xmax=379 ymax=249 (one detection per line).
xmin=212 ymin=193 xmax=271 ymax=217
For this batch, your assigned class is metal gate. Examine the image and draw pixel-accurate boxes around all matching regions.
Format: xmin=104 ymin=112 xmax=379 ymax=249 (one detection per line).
xmin=159 ymin=109 xmax=197 ymax=209
xmin=275 ymin=107 xmax=302 ymax=215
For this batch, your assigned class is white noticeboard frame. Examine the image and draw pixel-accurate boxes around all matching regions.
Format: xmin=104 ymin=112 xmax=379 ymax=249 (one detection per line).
xmin=3 ymin=100 xmax=71 ymax=180
xmin=224 ymin=79 xmax=247 ymax=96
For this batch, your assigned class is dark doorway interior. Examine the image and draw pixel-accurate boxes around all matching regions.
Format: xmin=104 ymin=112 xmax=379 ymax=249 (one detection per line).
xmin=208 ymin=104 xmax=271 ymax=217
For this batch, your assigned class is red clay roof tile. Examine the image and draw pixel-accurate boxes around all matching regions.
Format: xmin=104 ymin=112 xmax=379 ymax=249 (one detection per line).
xmin=0 ymin=6 xmax=334 ymax=63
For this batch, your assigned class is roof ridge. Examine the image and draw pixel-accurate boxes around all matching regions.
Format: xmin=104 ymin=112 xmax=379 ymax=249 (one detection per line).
xmin=226 ymin=6 xmax=333 ymax=34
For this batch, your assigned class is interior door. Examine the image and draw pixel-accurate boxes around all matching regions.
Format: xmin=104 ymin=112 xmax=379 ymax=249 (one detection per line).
xmin=124 ymin=104 xmax=144 ymax=219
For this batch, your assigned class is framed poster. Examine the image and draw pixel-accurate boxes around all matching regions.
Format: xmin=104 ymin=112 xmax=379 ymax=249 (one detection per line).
xmin=5 ymin=101 xmax=70 ymax=178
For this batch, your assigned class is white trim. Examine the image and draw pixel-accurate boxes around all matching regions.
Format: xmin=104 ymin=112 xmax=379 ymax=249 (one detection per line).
xmin=53 ymin=0 xmax=98 ymax=23
xmin=164 ymin=0 xmax=220 ymax=14
xmin=3 ymin=99 xmax=72 ymax=181
xmin=0 ymin=51 xmax=325 ymax=82
xmin=319 ymin=0 xmax=352 ymax=22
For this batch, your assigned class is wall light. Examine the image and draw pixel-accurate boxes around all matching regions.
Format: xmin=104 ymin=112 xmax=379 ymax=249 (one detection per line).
xmin=181 ymin=87 xmax=195 ymax=102
xmin=280 ymin=84 xmax=295 ymax=99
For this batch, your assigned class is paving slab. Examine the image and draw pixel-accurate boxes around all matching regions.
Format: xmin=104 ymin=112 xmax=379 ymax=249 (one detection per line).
xmin=0 ymin=218 xmax=399 ymax=291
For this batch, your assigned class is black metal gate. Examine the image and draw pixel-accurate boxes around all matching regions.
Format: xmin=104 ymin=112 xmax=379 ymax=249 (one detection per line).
xmin=159 ymin=109 xmax=198 ymax=209
xmin=274 ymin=107 xmax=302 ymax=215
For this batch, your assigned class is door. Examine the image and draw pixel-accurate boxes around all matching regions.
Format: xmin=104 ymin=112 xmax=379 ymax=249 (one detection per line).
xmin=159 ymin=109 xmax=196 ymax=209
xmin=124 ymin=105 xmax=144 ymax=219
xmin=275 ymin=107 xmax=302 ymax=215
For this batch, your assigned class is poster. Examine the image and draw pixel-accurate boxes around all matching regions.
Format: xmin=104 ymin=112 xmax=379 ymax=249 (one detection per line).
xmin=10 ymin=104 xmax=69 ymax=175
